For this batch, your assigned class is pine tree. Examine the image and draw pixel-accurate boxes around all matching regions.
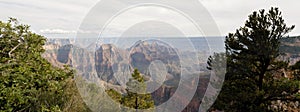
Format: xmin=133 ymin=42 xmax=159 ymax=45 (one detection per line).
xmin=107 ymin=69 xmax=154 ymax=111
xmin=210 ymin=7 xmax=300 ymax=111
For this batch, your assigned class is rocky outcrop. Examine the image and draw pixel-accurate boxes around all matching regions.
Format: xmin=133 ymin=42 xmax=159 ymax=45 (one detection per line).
xmin=57 ymin=44 xmax=72 ymax=64
xmin=42 ymin=43 xmax=64 ymax=68
xmin=41 ymin=37 xmax=300 ymax=112
xmin=43 ymin=43 xmax=97 ymax=80
xmin=47 ymin=38 xmax=74 ymax=46
xmin=94 ymin=40 xmax=184 ymax=86
xmin=42 ymin=38 xmax=211 ymax=112
xmin=129 ymin=40 xmax=181 ymax=76
xmin=95 ymin=44 xmax=128 ymax=84
xmin=93 ymin=40 xmax=209 ymax=111
xmin=280 ymin=36 xmax=300 ymax=65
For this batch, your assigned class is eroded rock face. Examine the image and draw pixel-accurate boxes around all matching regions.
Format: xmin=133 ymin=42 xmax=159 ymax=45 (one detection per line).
xmin=44 ymin=39 xmax=201 ymax=85
xmin=129 ymin=40 xmax=181 ymax=77
xmin=42 ymin=43 xmax=62 ymax=67
xmin=93 ymin=41 xmax=209 ymax=111
xmin=95 ymin=44 xmax=129 ymax=84
xmin=57 ymin=44 xmax=72 ymax=64
xmin=71 ymin=45 xmax=97 ymax=80
xmin=93 ymin=41 xmax=184 ymax=86
xmin=43 ymin=39 xmax=209 ymax=111
xmin=42 ymin=37 xmax=300 ymax=111
xmin=43 ymin=43 xmax=97 ymax=80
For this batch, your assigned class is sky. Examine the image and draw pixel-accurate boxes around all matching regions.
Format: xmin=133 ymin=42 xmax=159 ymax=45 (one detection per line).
xmin=0 ymin=0 xmax=299 ymax=38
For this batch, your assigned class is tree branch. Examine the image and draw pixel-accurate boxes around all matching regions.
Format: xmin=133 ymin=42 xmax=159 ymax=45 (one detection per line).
xmin=8 ymin=42 xmax=22 ymax=58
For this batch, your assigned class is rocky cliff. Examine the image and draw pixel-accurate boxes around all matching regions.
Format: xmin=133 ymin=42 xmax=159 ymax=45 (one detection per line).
xmin=43 ymin=42 xmax=97 ymax=80
xmin=42 ymin=38 xmax=220 ymax=111
xmin=42 ymin=37 xmax=300 ymax=111
xmin=279 ymin=36 xmax=300 ymax=65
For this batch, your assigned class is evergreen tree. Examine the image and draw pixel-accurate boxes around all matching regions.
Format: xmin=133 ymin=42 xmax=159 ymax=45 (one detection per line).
xmin=107 ymin=69 xmax=154 ymax=111
xmin=0 ymin=18 xmax=73 ymax=111
xmin=210 ymin=7 xmax=300 ymax=111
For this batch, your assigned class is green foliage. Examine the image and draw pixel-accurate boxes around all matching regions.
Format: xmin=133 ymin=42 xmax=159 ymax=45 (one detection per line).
xmin=203 ymin=53 xmax=226 ymax=111
xmin=210 ymin=7 xmax=300 ymax=111
xmin=107 ymin=69 xmax=154 ymax=111
xmin=106 ymin=89 xmax=122 ymax=103
xmin=0 ymin=18 xmax=76 ymax=111
xmin=131 ymin=69 xmax=145 ymax=83
xmin=291 ymin=60 xmax=300 ymax=80
xmin=60 ymin=78 xmax=92 ymax=112
xmin=74 ymin=76 xmax=121 ymax=112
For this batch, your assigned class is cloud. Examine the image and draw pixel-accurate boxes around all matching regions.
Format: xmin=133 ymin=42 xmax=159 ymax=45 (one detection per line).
xmin=0 ymin=1 xmax=44 ymax=10
xmin=40 ymin=29 xmax=77 ymax=34
xmin=0 ymin=0 xmax=100 ymax=36
xmin=1 ymin=0 xmax=300 ymax=37
xmin=199 ymin=0 xmax=300 ymax=36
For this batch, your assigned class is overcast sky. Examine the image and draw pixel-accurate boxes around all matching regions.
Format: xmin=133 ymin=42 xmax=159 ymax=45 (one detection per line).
xmin=0 ymin=0 xmax=299 ymax=38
